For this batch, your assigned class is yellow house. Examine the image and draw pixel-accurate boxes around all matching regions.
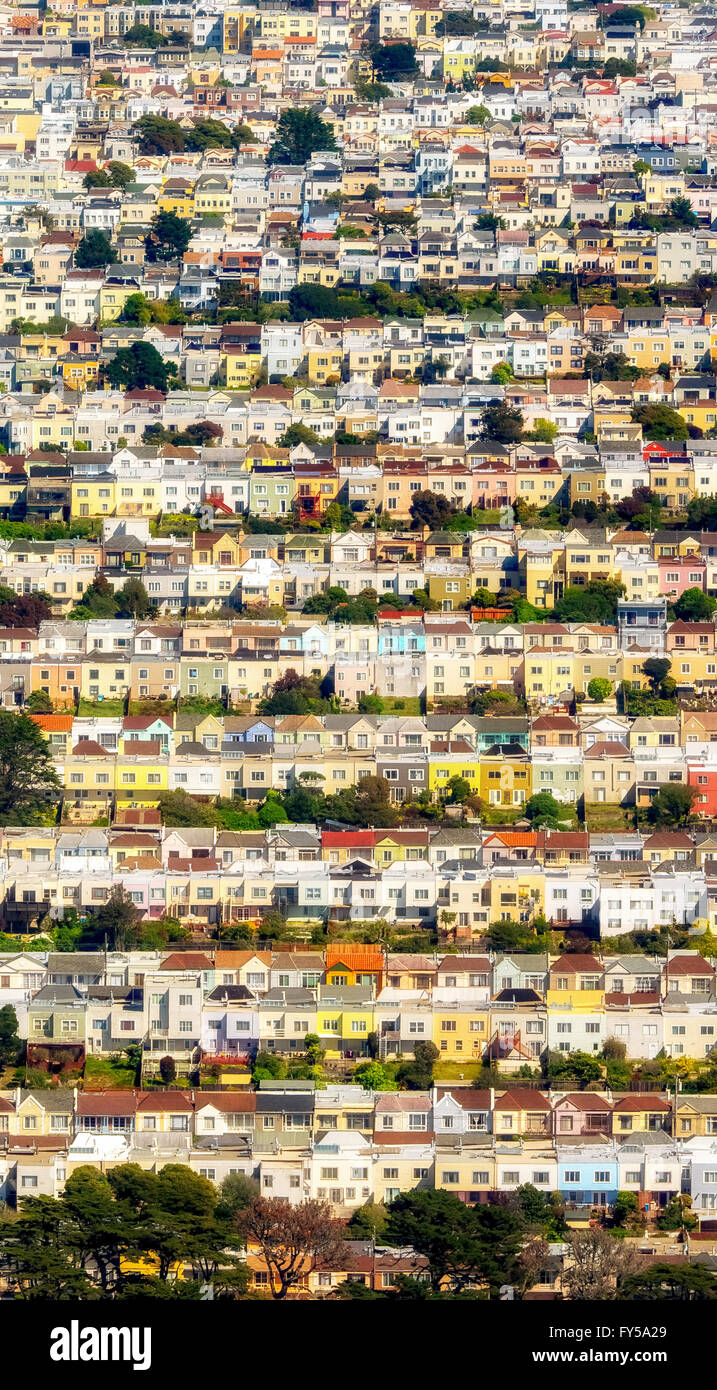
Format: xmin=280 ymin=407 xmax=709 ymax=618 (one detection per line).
xmin=521 ymin=649 xmax=575 ymax=704
xmin=60 ymin=354 xmax=100 ymax=391
xmin=157 ymin=181 xmax=196 ymax=219
xmin=546 ymin=954 xmax=604 ymax=1010
xmin=432 ymin=1000 xmax=490 ymax=1060
xmin=71 ymin=474 xmax=117 ymax=518
xmin=115 ymin=750 xmax=168 ymax=804
xmin=99 ymin=280 xmax=139 ymax=324
xmin=477 ymin=753 xmax=532 ymax=809
xmin=316 ymin=990 xmax=376 ymax=1060
xmin=220 ymin=348 xmax=262 ymax=389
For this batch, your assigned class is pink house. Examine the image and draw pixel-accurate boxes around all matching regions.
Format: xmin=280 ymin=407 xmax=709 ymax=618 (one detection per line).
xmin=658 ymin=553 xmax=706 ymax=599
xmin=552 ymin=1093 xmax=613 ymax=1137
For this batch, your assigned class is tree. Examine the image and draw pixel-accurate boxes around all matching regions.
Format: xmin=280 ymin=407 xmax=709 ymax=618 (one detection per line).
xmin=396 ymin=1039 xmax=439 ymax=1090
xmin=633 ymin=159 xmax=650 ymax=175
xmin=621 ymin=1262 xmax=717 ymax=1300
xmin=562 ymin=1228 xmax=640 ymax=1300
xmin=0 ymin=712 xmax=61 ymax=825
xmin=133 ymin=115 xmax=186 ymax=156
xmin=612 ymin=1191 xmax=640 ymax=1230
xmin=278 ymin=422 xmax=323 ymax=449
xmin=491 ymin=362 xmax=513 ymax=384
xmin=642 ymin=657 xmax=672 ymax=695
xmin=83 ymin=169 xmax=111 ymax=190
xmin=409 ymin=489 xmax=455 ymax=530
xmin=106 ymin=342 xmax=169 ymax=392
xmin=364 ymin=40 xmax=419 ymax=81
xmin=465 ymin=104 xmax=491 ymax=125
xmin=268 ymin=109 xmax=337 ymax=166
xmin=632 ymin=403 xmax=688 ymax=441
xmin=146 ymin=211 xmax=192 ymax=263
xmin=554 ymin=580 xmax=625 ymax=624
xmin=288 ymin=282 xmax=342 ymax=321
xmin=669 ymin=196 xmax=698 ymax=229
xmin=157 ymin=790 xmax=218 ymax=827
xmin=90 ymin=886 xmax=143 ymax=950
xmin=524 ymin=791 xmax=564 ymax=829
xmin=0 ymin=587 xmax=53 ymax=628
xmin=587 ymin=676 xmax=612 ymax=703
xmin=159 ymin=1055 xmax=176 ymax=1085
xmin=480 ymin=402 xmax=523 ymax=443
xmin=108 ymin=161 xmax=135 ymax=189
xmin=70 ymin=573 xmax=119 ymax=620
xmin=0 ymin=1003 xmax=20 ymax=1064
xmin=235 ymin=1198 xmax=346 ymax=1299
xmin=218 ymin=1172 xmax=260 ymax=1216
xmin=346 ymin=1201 xmax=388 ymax=1240
xmin=385 ymin=1190 xmax=524 ymax=1295
xmin=615 ymin=485 xmax=662 ymax=530
xmin=353 ymin=1061 xmax=396 ymax=1091
xmin=115 ymin=576 xmax=153 ymax=618
xmin=526 ymin=418 xmax=558 ymax=444
xmin=674 ymin=587 xmax=717 ymax=622
xmin=648 ymin=782 xmax=697 ymax=828
xmin=24 ymin=689 xmax=53 ymax=713
xmin=74 ymin=230 xmax=114 ymax=269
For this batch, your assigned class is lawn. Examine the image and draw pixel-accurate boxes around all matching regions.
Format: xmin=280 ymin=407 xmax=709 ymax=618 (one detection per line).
xmin=432 ymin=1060 xmax=487 ymax=1082
xmin=83 ymin=1055 xmax=138 ymax=1090
xmin=378 ymin=696 xmax=422 ymax=715
xmin=584 ymin=803 xmax=636 ymax=832
xmin=77 ymin=698 xmax=126 ymax=717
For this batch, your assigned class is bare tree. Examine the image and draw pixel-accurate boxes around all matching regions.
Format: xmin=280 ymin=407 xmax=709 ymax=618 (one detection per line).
xmin=563 ymin=1228 xmax=640 ymax=1301
xmin=236 ymin=1198 xmax=347 ymax=1299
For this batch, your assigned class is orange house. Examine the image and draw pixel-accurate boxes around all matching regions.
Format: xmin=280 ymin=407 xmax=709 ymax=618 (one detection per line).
xmin=30 ymin=659 xmax=83 ymax=710
xmin=325 ymin=947 xmax=384 ymax=992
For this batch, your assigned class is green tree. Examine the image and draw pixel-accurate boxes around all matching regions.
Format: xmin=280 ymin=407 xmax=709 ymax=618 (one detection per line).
xmin=146 ymin=210 xmax=192 ymax=263
xmin=106 ymin=341 xmax=170 ymax=391
xmin=587 ymin=676 xmax=612 ymax=702
xmin=621 ymin=1263 xmax=717 ymax=1300
xmin=278 ymin=422 xmax=323 ymax=448
xmin=612 ymin=1191 xmax=640 ymax=1230
xmin=115 ymin=576 xmax=153 ymax=618
xmin=364 ymin=40 xmax=419 ymax=81
xmin=74 ymin=230 xmax=114 ymax=268
xmin=218 ymin=1172 xmax=260 ymax=1216
xmin=159 ymin=1055 xmax=176 ymax=1085
xmin=480 ymin=402 xmax=524 ymax=443
xmin=353 ymin=1061 xmax=396 ymax=1091
xmin=526 ymin=418 xmax=558 ymax=444
xmin=648 ymin=783 xmax=697 ymax=827
xmin=674 ymin=587 xmax=717 ymax=621
xmin=0 ymin=712 xmax=61 ymax=825
xmin=465 ymin=104 xmax=491 ymax=125
xmin=632 ymin=403 xmax=688 ymax=441
xmin=396 ymin=1040 xmax=439 ymax=1090
xmin=524 ymin=791 xmax=564 ymax=829
xmin=133 ymin=115 xmax=186 ymax=155
xmin=108 ymin=161 xmax=135 ymax=188
xmin=346 ymin=1201 xmax=389 ymax=1240
xmin=385 ymin=1190 xmax=524 ymax=1295
xmin=554 ymin=580 xmax=626 ymax=624
xmin=157 ymin=789 xmax=218 ymax=827
xmin=408 ymin=489 xmax=455 ymax=530
xmin=24 ymin=689 xmax=53 ymax=713
xmin=268 ymin=109 xmax=337 ymax=166
xmin=90 ymin=886 xmax=143 ymax=950
xmin=0 ymin=1003 xmax=20 ymax=1064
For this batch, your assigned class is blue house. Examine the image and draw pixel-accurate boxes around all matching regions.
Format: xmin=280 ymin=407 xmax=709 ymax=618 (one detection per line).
xmin=557 ymin=1146 xmax=620 ymax=1209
